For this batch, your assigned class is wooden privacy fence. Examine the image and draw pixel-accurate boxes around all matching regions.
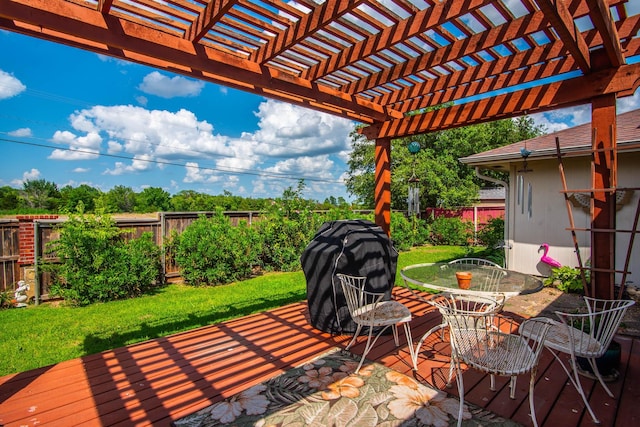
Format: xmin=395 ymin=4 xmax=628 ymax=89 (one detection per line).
xmin=0 ymin=211 xmax=262 ymax=300
xmin=0 ymin=220 xmax=19 ymax=294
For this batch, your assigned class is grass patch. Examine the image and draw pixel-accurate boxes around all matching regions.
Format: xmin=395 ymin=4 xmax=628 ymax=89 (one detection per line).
xmin=0 ymin=245 xmax=480 ymax=376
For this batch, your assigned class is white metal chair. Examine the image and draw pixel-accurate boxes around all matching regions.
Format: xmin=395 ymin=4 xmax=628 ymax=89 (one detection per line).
xmin=448 ymin=257 xmax=502 ymax=268
xmin=439 ymin=296 xmax=552 ymax=427
xmin=336 ymin=273 xmax=415 ymax=373
xmin=520 ymin=296 xmax=635 ymax=424
xmin=410 ymin=292 xmax=504 ymax=371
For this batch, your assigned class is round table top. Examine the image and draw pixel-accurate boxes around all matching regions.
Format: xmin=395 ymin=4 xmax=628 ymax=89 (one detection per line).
xmin=400 ymin=262 xmax=543 ymax=298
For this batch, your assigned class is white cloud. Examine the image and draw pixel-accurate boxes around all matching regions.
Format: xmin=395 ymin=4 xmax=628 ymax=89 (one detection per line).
xmin=248 ymin=99 xmax=354 ymax=158
xmin=250 ymin=155 xmax=335 ymax=197
xmin=107 ymin=140 xmax=123 ymax=154
xmin=50 ymin=130 xmax=102 ymax=160
xmin=183 ymin=161 xmax=223 ymax=184
xmin=23 ymin=168 xmax=40 ymax=180
xmin=0 ymin=69 xmax=26 ymax=99
xmin=531 ymin=91 xmax=640 ymax=134
xmin=104 ymin=154 xmax=155 ymax=175
xmin=53 ymin=105 xmax=250 ymax=180
xmin=73 ymin=167 xmax=90 ymax=173
xmin=48 ymin=100 xmax=354 ymax=200
xmin=97 ymin=54 xmax=130 ymax=66
xmin=8 ymin=127 xmax=32 ymax=137
xmin=531 ymin=105 xmax=591 ymax=133
xmin=11 ymin=168 xmax=41 ymax=187
xmin=138 ymin=71 xmax=205 ymax=98
xmin=136 ymin=95 xmax=148 ymax=106
xmin=618 ymin=87 xmax=640 ymax=113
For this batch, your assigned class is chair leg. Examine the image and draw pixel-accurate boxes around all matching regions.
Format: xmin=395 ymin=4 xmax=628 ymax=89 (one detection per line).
xmin=402 ymin=323 xmax=416 ymax=369
xmin=412 ymin=322 xmax=446 ymax=371
xmin=353 ymin=326 xmax=377 ymax=373
xmin=453 ymin=359 xmax=464 ymax=427
xmin=392 ymin=324 xmax=399 ymax=346
xmin=567 ymin=356 xmax=601 ymax=424
xmin=529 ymin=367 xmax=540 ymax=427
xmin=549 ymin=350 xmax=600 ymax=424
xmin=509 ymin=375 xmax=516 ymax=399
xmin=344 ymin=324 xmax=362 ymax=350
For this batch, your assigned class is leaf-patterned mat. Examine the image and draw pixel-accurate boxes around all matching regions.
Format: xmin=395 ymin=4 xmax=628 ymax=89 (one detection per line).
xmin=173 ymin=348 xmax=521 ymax=427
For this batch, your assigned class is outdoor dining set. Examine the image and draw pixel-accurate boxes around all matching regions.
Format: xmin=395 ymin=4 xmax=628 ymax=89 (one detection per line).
xmin=335 ymin=258 xmax=635 ymax=427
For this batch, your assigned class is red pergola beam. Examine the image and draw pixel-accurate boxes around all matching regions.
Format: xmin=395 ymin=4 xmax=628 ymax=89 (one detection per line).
xmin=536 ymin=0 xmax=591 ymax=72
xmin=360 ymin=62 xmax=640 ymax=140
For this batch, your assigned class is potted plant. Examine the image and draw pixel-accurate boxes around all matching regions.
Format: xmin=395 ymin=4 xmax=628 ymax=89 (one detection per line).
xmin=543 ymin=265 xmax=584 ymax=293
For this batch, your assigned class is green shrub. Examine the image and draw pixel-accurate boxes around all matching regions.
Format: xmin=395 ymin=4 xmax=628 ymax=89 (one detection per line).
xmin=0 ymin=290 xmax=14 ymax=309
xmin=477 ymin=217 xmax=504 ymax=248
xmin=256 ymin=211 xmax=322 ymax=272
xmin=175 ymin=211 xmax=261 ymax=285
xmin=391 ymin=212 xmax=430 ymax=251
xmin=44 ymin=211 xmax=162 ymax=306
xmin=543 ymin=266 xmax=584 ymax=293
xmin=428 ymin=216 xmax=472 ymax=246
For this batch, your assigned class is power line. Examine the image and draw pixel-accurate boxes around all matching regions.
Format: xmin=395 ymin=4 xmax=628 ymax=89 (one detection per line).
xmin=0 ymin=137 xmax=343 ymax=184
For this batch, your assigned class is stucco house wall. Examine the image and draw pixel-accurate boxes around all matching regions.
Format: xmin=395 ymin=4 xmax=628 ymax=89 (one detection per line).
xmin=460 ymin=108 xmax=640 ymax=289
xmin=504 ymin=153 xmax=639 ymax=283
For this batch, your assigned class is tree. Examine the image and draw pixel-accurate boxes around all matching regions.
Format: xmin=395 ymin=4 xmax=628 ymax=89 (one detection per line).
xmin=95 ymin=185 xmax=137 ymax=213
xmin=170 ymin=190 xmax=216 ymax=212
xmin=0 ymin=186 xmax=20 ymax=210
xmin=135 ymin=187 xmax=171 ymax=213
xmin=20 ymin=179 xmax=60 ymax=210
xmin=60 ymin=184 xmax=102 ymax=212
xmin=344 ymin=127 xmax=377 ymax=207
xmin=345 ymin=117 xmax=544 ymax=209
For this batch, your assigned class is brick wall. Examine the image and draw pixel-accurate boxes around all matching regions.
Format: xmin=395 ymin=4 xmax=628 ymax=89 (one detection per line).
xmin=17 ymin=215 xmax=58 ymax=265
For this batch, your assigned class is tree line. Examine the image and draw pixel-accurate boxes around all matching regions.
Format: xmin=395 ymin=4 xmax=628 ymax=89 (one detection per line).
xmin=0 ymin=180 xmax=349 ymax=214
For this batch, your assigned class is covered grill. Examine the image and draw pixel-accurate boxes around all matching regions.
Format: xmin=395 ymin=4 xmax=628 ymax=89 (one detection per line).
xmin=300 ymin=219 xmax=398 ymax=334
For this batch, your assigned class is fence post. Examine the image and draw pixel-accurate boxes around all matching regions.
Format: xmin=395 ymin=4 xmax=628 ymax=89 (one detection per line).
xmin=17 ymin=215 xmax=58 ymax=305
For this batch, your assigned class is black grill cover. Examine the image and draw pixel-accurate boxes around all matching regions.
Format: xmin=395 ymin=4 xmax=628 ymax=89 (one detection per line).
xmin=300 ymin=219 xmax=398 ymax=334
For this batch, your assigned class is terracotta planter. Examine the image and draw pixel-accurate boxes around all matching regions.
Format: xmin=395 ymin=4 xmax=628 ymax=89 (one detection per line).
xmin=455 ymin=271 xmax=472 ymax=289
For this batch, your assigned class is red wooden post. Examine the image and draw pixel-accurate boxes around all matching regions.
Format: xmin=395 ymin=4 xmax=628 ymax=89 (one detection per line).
xmin=591 ymin=94 xmax=617 ymax=299
xmin=374 ymin=137 xmax=392 ymax=236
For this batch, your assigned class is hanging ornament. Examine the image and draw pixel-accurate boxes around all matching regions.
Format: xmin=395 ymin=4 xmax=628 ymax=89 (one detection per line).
xmin=518 ymin=141 xmax=533 ymax=173
xmin=408 ymin=141 xmax=421 ymax=154
xmin=407 ymin=141 xmax=421 ymax=216
xmin=408 ymin=175 xmax=421 ymax=216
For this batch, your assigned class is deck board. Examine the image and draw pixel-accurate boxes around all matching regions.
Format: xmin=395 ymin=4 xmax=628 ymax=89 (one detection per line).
xmin=1 ymin=288 xmax=637 ymax=426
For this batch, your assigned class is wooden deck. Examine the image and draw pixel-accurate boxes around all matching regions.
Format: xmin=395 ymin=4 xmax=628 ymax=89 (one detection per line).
xmin=1 ymin=288 xmax=638 ymax=426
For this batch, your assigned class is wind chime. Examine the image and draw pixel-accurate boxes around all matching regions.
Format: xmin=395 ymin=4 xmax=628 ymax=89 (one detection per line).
xmin=517 ymin=141 xmax=533 ymax=218
xmin=407 ymin=141 xmax=421 ymax=216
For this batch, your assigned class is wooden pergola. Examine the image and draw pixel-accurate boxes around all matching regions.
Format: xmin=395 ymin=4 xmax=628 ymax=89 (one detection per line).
xmin=1 ymin=0 xmax=639 ymax=298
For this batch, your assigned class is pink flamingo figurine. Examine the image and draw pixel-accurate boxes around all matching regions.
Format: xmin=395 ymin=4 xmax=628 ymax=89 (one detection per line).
xmin=539 ymin=243 xmax=561 ymax=268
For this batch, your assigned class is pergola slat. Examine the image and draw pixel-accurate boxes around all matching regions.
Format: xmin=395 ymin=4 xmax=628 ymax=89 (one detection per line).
xmin=586 ymin=0 xmax=625 ymax=67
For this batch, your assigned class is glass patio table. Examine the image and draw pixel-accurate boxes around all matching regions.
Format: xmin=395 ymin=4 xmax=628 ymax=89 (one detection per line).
xmin=400 ymin=262 xmax=543 ymax=298
xmin=401 ymin=262 xmax=544 ymax=371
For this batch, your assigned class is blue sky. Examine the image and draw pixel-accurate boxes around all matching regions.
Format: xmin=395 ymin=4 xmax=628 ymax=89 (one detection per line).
xmin=1 ymin=30 xmax=639 ymax=202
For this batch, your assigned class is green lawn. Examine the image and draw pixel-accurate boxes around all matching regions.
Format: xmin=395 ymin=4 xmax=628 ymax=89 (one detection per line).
xmin=0 ymin=245 xmax=479 ymax=376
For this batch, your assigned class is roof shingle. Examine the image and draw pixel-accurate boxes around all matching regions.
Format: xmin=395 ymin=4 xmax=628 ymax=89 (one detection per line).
xmin=461 ymin=108 xmax=640 ymax=166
